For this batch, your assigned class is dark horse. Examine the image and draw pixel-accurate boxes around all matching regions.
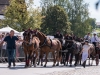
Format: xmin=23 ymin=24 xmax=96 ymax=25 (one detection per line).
xmin=22 ymin=29 xmax=40 ymax=67
xmin=62 ymin=40 xmax=82 ymax=67
xmin=33 ymin=30 xmax=62 ymax=67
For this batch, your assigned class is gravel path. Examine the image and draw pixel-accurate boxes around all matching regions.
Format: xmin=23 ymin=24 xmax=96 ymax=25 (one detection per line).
xmin=41 ymin=65 xmax=100 ymax=75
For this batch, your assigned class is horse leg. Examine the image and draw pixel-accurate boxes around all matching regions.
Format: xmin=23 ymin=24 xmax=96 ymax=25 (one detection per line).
xmin=96 ymin=54 xmax=99 ymax=66
xmin=91 ymin=56 xmax=95 ymax=66
xmin=74 ymin=54 xmax=77 ymax=66
xmin=91 ymin=58 xmax=93 ymax=66
xmin=69 ymin=53 xmax=73 ymax=67
xmin=34 ymin=51 xmax=38 ymax=67
xmin=74 ymin=54 xmax=79 ymax=66
xmin=52 ymin=52 xmax=56 ymax=67
xmin=79 ymin=54 xmax=82 ymax=65
xmin=56 ymin=51 xmax=61 ymax=66
xmin=27 ymin=51 xmax=33 ymax=67
xmin=66 ymin=52 xmax=69 ymax=66
xmin=24 ymin=51 xmax=29 ymax=68
xmin=25 ymin=54 xmax=28 ymax=68
xmin=37 ymin=54 xmax=40 ymax=65
xmin=33 ymin=52 xmax=35 ymax=66
xmin=88 ymin=57 xmax=90 ymax=66
xmin=40 ymin=51 xmax=44 ymax=66
xmin=28 ymin=54 xmax=32 ymax=67
xmin=44 ymin=52 xmax=48 ymax=67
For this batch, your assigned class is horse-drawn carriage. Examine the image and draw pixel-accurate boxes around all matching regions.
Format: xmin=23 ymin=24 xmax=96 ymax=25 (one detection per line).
xmin=22 ymin=29 xmax=100 ymax=68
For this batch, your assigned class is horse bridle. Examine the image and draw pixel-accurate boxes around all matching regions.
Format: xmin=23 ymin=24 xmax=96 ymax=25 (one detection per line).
xmin=23 ymin=31 xmax=34 ymax=46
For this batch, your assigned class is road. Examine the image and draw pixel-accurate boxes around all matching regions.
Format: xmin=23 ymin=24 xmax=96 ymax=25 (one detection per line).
xmin=0 ymin=61 xmax=100 ymax=75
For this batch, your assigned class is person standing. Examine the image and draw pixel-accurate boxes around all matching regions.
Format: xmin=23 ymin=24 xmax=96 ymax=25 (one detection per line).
xmin=0 ymin=30 xmax=23 ymax=68
xmin=80 ymin=40 xmax=91 ymax=68
xmin=84 ymin=33 xmax=91 ymax=43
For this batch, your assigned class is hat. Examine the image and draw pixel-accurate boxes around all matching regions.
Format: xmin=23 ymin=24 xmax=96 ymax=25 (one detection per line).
xmin=85 ymin=40 xmax=89 ymax=43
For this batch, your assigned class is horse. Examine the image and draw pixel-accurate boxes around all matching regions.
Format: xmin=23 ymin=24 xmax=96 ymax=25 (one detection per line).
xmin=62 ymin=40 xmax=82 ymax=67
xmin=22 ymin=30 xmax=40 ymax=67
xmin=32 ymin=30 xmax=62 ymax=67
xmin=81 ymin=42 xmax=98 ymax=66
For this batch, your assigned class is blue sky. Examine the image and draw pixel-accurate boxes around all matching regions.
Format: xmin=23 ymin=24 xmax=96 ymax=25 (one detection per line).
xmin=34 ymin=0 xmax=100 ymax=22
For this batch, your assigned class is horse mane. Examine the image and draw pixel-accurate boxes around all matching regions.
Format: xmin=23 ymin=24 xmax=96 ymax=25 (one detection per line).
xmin=37 ymin=30 xmax=47 ymax=38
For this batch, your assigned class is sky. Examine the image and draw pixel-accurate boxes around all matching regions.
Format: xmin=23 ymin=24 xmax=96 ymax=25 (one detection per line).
xmin=34 ymin=0 xmax=100 ymax=22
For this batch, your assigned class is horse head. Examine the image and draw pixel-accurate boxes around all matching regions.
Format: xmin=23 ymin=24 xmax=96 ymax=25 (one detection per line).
xmin=23 ymin=29 xmax=34 ymax=45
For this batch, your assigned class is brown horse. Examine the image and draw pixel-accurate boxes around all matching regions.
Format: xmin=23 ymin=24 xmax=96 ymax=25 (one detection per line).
xmin=33 ymin=30 xmax=62 ymax=67
xmin=22 ymin=30 xmax=40 ymax=67
xmin=88 ymin=43 xmax=96 ymax=65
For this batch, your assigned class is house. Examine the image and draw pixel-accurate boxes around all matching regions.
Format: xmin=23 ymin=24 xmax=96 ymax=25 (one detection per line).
xmin=0 ymin=0 xmax=9 ymax=20
xmin=96 ymin=22 xmax=100 ymax=28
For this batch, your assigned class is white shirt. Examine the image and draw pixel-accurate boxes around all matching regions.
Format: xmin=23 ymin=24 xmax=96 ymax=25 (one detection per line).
xmin=84 ymin=35 xmax=91 ymax=41
xmin=83 ymin=45 xmax=90 ymax=53
xmin=91 ymin=36 xmax=99 ymax=43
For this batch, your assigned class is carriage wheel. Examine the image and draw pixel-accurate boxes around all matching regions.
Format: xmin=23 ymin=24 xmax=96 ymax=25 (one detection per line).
xmin=96 ymin=54 xmax=99 ymax=66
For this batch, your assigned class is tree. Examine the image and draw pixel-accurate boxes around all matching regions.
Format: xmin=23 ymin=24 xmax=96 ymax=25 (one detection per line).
xmin=0 ymin=0 xmax=42 ymax=31
xmin=29 ymin=7 xmax=42 ymax=29
xmin=40 ymin=0 xmax=94 ymax=37
xmin=1 ymin=0 xmax=29 ymax=31
xmin=41 ymin=5 xmax=71 ymax=35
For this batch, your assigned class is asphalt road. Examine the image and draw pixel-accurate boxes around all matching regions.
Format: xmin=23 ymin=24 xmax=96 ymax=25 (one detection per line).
xmin=0 ymin=61 xmax=99 ymax=75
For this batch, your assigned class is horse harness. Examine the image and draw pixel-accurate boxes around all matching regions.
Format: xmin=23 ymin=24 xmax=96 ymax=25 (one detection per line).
xmin=39 ymin=37 xmax=52 ymax=48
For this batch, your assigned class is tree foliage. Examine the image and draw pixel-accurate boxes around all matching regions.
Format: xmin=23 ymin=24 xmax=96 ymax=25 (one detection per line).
xmin=0 ymin=0 xmax=42 ymax=31
xmin=41 ymin=5 xmax=71 ymax=35
xmin=40 ymin=0 xmax=96 ymax=37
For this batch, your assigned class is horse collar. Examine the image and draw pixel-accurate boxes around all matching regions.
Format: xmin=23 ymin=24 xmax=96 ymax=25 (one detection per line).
xmin=40 ymin=38 xmax=47 ymax=47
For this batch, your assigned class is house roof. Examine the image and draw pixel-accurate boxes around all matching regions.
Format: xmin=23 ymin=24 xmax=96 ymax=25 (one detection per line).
xmin=0 ymin=5 xmax=6 ymax=15
xmin=96 ymin=22 xmax=100 ymax=25
xmin=0 ymin=0 xmax=9 ymax=5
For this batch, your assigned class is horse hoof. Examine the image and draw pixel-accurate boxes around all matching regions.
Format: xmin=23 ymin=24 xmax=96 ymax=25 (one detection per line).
xmin=41 ymin=64 xmax=43 ymax=66
xmin=74 ymin=64 xmax=77 ymax=66
xmin=64 ymin=63 xmax=66 ymax=66
xmin=29 ymin=65 xmax=32 ymax=67
xmin=44 ymin=65 xmax=46 ymax=67
xmin=56 ymin=63 xmax=59 ymax=66
xmin=24 ymin=65 xmax=28 ymax=68
xmin=69 ymin=65 xmax=72 ymax=67
xmin=66 ymin=64 xmax=68 ymax=66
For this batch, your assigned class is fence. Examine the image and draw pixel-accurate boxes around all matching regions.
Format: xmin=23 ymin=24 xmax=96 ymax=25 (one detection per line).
xmin=0 ymin=45 xmax=53 ymax=63
xmin=0 ymin=46 xmax=24 ymax=63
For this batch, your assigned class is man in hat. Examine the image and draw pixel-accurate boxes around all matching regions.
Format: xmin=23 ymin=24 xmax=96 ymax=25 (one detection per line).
xmin=91 ymin=33 xmax=99 ymax=53
xmin=84 ymin=33 xmax=91 ymax=43
xmin=54 ymin=31 xmax=63 ymax=44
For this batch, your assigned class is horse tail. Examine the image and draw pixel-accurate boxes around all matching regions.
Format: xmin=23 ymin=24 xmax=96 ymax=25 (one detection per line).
xmin=57 ymin=39 xmax=62 ymax=51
